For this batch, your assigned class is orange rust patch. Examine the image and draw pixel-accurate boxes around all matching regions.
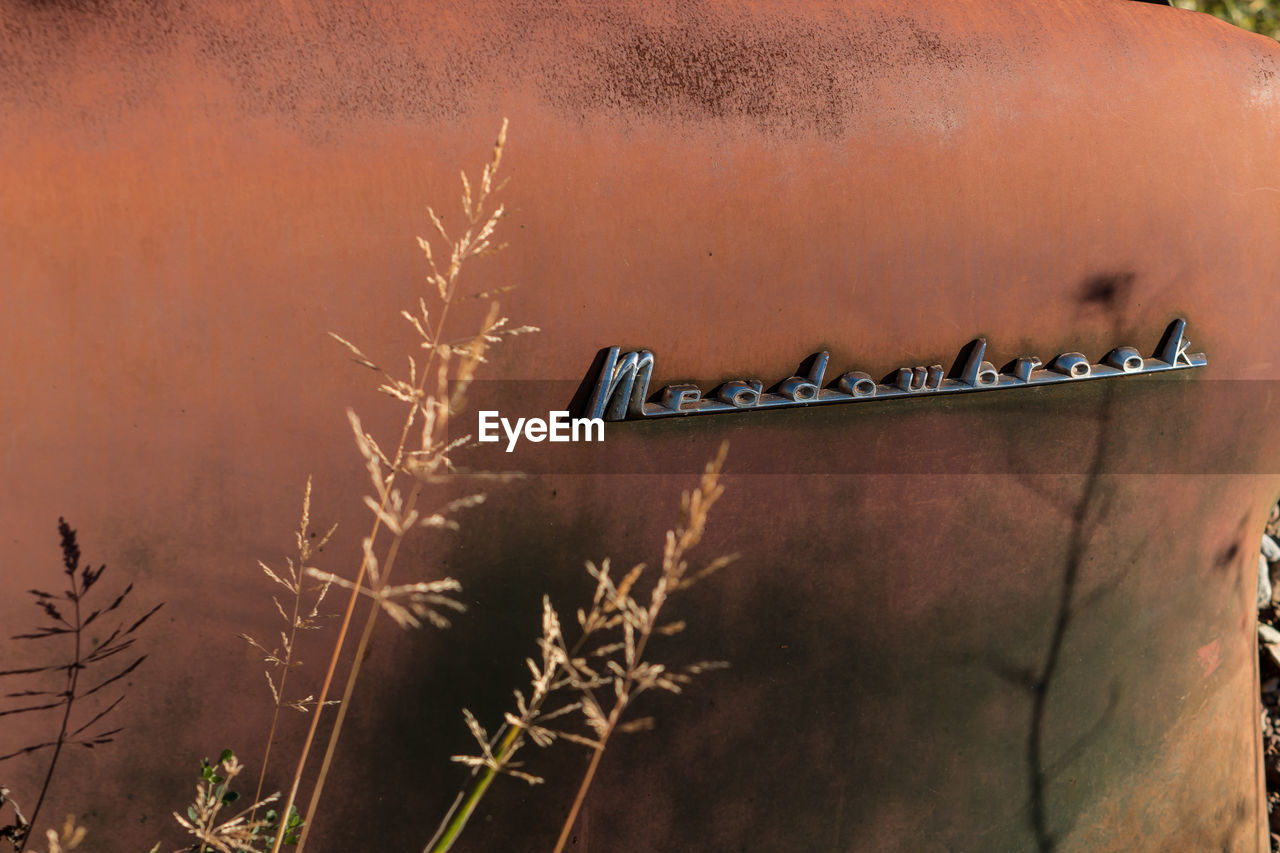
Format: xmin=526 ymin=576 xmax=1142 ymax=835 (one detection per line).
xmin=1198 ymin=637 xmax=1222 ymax=679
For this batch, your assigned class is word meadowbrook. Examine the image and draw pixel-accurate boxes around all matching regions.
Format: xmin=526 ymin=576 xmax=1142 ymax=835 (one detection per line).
xmin=480 ymin=318 xmax=1206 ymax=451
xmin=478 ymin=411 xmax=606 ymax=452
xmin=585 ymin=319 xmax=1205 ymax=422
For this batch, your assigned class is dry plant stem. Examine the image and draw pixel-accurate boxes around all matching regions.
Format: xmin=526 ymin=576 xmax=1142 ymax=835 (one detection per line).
xmin=550 ymin=673 xmax=636 ymax=853
xmin=295 ymin=482 xmax=421 ymax=850
xmin=548 ymin=621 xmax=673 ymax=853
xmin=271 ymin=566 xmax=364 ymax=853
xmin=294 ymin=265 xmax=465 ymax=851
xmin=276 ymin=315 xmax=444 ymax=852
xmin=271 ymin=433 xmax=406 ymax=853
xmin=300 ymin=300 xmax=498 ymax=847
xmin=551 ymin=445 xmax=730 ymax=853
xmin=250 ymin=567 xmax=307 ymax=813
xmin=249 ymin=586 xmax=308 ymax=813
xmin=281 ymin=121 xmax=511 ymax=853
xmin=426 ymin=619 xmax=598 ymax=853
xmin=252 ymin=679 xmax=285 ymax=813
xmin=424 ymin=729 xmax=514 ymax=853
xmin=244 ymin=480 xmax=336 ymax=822
xmin=552 ymin=729 xmax=610 ymax=853
xmin=250 ymin=644 xmax=287 ymax=814
xmin=19 ymin=599 xmax=80 ymax=853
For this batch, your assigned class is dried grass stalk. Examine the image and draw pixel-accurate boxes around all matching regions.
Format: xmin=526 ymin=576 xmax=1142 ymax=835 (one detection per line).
xmin=426 ymin=443 xmax=734 ymax=853
xmin=272 ymin=118 xmax=537 ymax=853
xmin=172 ymin=753 xmax=278 ymax=853
xmin=239 ymin=478 xmax=337 ymax=814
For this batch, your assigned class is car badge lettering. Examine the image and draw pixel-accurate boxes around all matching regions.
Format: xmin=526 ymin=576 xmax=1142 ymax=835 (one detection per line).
xmin=583 ymin=318 xmax=1206 ymax=422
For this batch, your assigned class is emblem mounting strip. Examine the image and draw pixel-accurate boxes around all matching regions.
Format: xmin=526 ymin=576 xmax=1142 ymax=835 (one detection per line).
xmin=584 ymin=318 xmax=1206 ymax=422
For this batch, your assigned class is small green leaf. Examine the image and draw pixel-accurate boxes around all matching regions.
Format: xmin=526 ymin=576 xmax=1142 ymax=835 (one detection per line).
xmin=218 ymin=748 xmax=234 ymax=764
xmin=283 ymin=804 xmax=304 ymax=844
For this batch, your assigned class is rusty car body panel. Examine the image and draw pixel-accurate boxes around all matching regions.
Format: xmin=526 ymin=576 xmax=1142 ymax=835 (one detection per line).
xmin=3 ymin=0 xmax=1280 ymax=849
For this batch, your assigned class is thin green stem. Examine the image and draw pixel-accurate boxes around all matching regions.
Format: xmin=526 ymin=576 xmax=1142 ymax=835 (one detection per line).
xmin=424 ymin=620 xmax=599 ymax=853
xmin=424 ymin=726 xmax=521 ymax=853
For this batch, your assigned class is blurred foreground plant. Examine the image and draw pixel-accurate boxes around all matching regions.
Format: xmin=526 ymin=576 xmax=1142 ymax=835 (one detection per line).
xmin=1 ymin=802 xmax=81 ymax=853
xmin=32 ymin=816 xmax=83 ymax=853
xmin=1173 ymin=0 xmax=1280 ymax=38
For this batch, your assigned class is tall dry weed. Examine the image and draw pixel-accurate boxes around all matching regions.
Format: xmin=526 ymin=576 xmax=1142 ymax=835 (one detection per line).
xmin=425 ymin=442 xmax=735 ymax=853
xmin=197 ymin=116 xmax=731 ymax=853
xmin=239 ymin=477 xmax=337 ymax=815
xmin=262 ymin=118 xmax=535 ymax=853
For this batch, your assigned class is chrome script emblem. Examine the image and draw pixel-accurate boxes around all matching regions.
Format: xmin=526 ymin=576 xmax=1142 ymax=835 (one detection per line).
xmin=583 ymin=319 xmax=1205 ymax=421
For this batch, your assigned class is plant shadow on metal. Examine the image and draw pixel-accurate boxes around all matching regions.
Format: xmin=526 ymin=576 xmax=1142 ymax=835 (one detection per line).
xmin=980 ymin=272 xmax=1258 ymax=851
xmin=0 ymin=519 xmax=162 ymax=853
xmin=985 ymin=274 xmax=1139 ymax=852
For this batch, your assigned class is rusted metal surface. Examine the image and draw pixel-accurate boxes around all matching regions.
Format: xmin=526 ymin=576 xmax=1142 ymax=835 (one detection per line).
xmin=3 ymin=1 xmax=1280 ymax=850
